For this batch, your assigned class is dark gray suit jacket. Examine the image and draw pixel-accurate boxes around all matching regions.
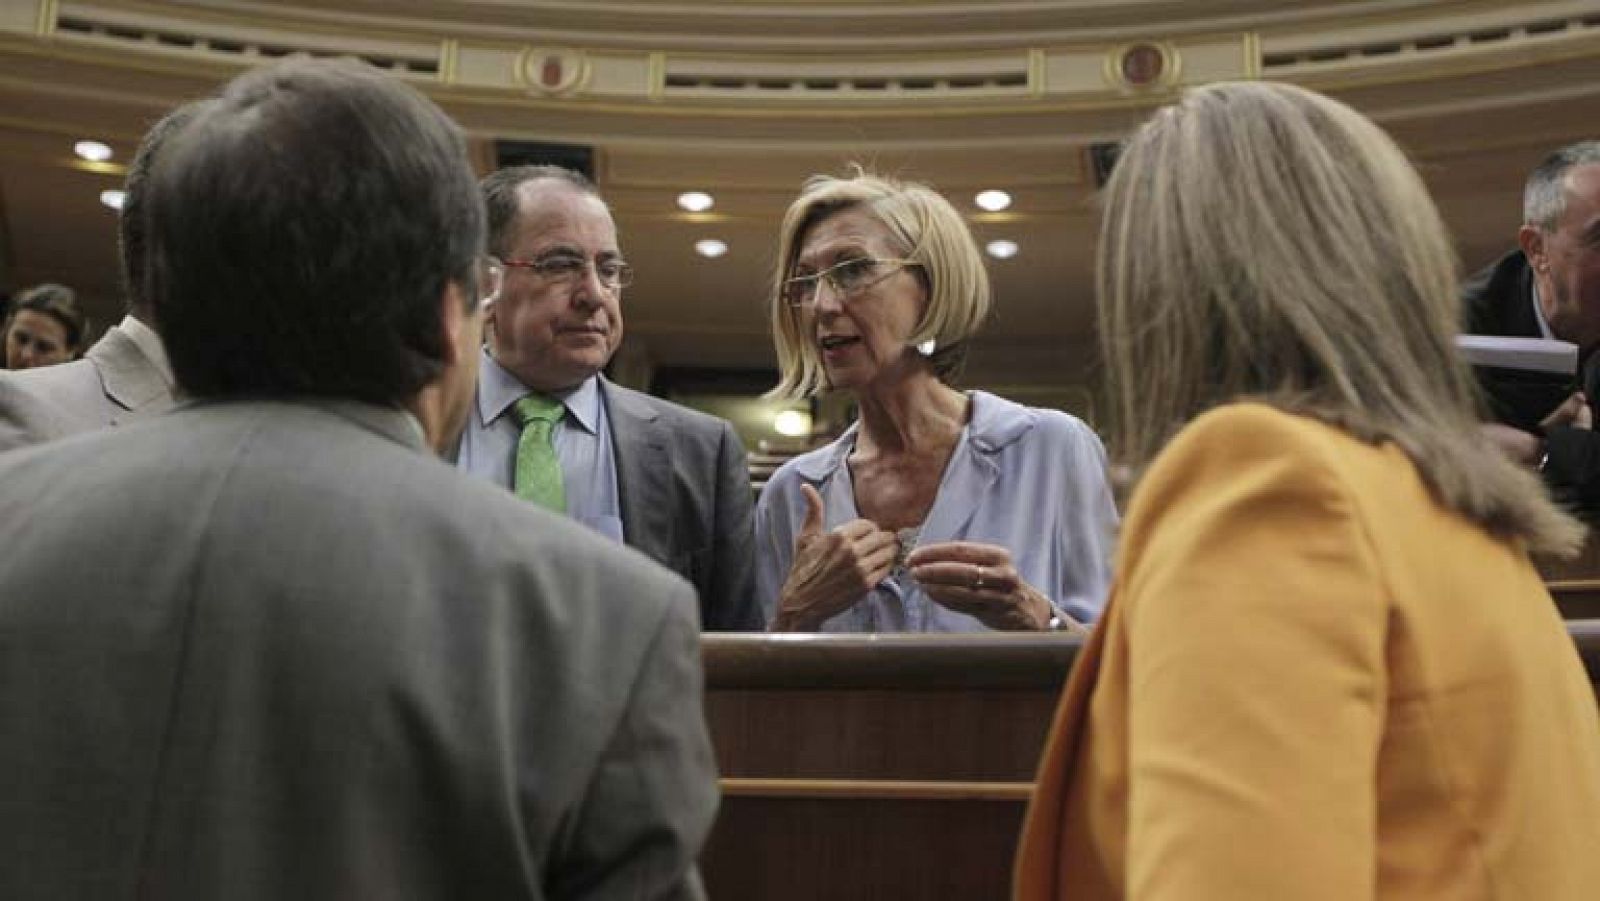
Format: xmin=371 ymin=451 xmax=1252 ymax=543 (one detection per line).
xmin=0 ymin=399 xmax=717 ymax=900
xmin=0 ymin=321 xmax=175 ymax=452
xmin=1464 ymin=249 xmax=1600 ymax=518
xmin=600 ymin=379 xmax=759 ymax=631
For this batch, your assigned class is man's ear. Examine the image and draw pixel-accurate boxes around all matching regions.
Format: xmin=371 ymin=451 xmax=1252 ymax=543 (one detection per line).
xmin=437 ymin=281 xmax=469 ymax=366
xmin=1519 ymin=225 xmax=1548 ymax=273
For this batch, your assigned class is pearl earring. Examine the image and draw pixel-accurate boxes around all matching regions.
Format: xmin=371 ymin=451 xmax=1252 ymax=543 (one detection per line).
xmin=915 ymin=339 xmax=936 ymax=357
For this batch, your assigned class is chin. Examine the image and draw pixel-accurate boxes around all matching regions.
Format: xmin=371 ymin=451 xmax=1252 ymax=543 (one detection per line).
xmin=823 ymin=368 xmax=868 ymax=393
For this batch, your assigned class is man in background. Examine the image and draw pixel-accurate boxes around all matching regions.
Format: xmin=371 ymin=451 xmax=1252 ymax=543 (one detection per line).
xmin=1467 ymin=141 xmax=1600 ymax=518
xmin=0 ymin=58 xmax=715 ymax=900
xmin=0 ymin=102 xmax=201 ymax=451
xmin=2 ymin=282 xmax=87 ymax=370
xmin=456 ymin=165 xmax=760 ymax=630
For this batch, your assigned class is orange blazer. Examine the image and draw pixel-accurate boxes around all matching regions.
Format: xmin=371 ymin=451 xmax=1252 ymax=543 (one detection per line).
xmin=1015 ymin=403 xmax=1600 ymax=900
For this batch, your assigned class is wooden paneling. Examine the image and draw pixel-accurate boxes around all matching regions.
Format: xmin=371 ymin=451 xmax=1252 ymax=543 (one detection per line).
xmin=700 ymin=625 xmax=1600 ymax=900
xmin=1549 ymin=581 xmax=1600 ymax=620
xmin=1538 ymin=531 xmax=1600 ymax=618
xmin=706 ymin=688 xmax=1058 ymax=782
xmin=704 ymin=795 xmax=1024 ymax=901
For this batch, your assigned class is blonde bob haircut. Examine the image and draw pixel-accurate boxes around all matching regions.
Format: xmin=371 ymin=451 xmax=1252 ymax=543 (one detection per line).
xmin=1098 ymin=80 xmax=1582 ymax=556
xmin=767 ymin=168 xmax=990 ymax=400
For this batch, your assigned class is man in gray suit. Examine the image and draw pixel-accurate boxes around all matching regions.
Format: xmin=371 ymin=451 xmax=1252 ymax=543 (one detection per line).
xmin=0 ymin=101 xmax=203 ymax=451
xmin=0 ymin=58 xmax=716 ymax=900
xmin=456 ymin=166 xmax=760 ymax=631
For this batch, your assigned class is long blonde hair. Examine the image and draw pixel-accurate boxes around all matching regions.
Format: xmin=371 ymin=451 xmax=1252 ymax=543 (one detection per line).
xmin=767 ymin=168 xmax=990 ymax=400
xmin=1097 ymin=80 xmax=1582 ymax=556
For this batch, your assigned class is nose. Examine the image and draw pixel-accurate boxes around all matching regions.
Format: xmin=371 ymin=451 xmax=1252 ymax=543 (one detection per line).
xmin=810 ymin=276 xmax=845 ymax=315
xmin=570 ymin=262 xmax=607 ymax=310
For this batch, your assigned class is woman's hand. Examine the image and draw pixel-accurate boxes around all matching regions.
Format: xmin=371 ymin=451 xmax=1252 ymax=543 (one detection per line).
xmin=772 ymin=483 xmax=899 ymax=631
xmin=907 ymin=541 xmax=1084 ymax=633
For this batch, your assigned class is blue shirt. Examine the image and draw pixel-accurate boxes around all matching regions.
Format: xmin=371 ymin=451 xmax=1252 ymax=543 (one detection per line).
xmin=454 ymin=350 xmax=624 ymax=542
xmin=754 ymin=390 xmax=1117 ymax=631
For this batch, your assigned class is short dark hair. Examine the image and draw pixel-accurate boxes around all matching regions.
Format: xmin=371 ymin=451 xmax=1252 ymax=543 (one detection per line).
xmin=147 ymin=57 xmax=484 ymax=403
xmin=8 ymin=283 xmax=87 ymax=355
xmin=480 ymin=165 xmax=600 ymax=257
xmin=120 ymin=100 xmax=213 ymax=321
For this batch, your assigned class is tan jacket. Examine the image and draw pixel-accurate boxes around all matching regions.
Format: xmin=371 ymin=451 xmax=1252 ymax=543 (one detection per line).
xmin=0 ymin=320 xmax=174 ymax=452
xmin=1016 ymin=403 xmax=1600 ymax=900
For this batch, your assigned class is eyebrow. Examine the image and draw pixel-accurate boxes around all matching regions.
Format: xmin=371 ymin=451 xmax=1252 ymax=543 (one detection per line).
xmin=794 ymin=243 xmax=872 ymax=272
xmin=534 ymin=244 xmax=623 ymax=261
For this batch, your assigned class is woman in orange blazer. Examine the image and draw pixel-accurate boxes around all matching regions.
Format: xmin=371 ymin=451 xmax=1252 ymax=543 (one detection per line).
xmin=1014 ymin=81 xmax=1600 ymax=900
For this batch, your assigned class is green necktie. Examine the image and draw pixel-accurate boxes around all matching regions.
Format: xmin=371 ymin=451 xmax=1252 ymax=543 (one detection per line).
xmin=512 ymin=393 xmax=566 ymax=513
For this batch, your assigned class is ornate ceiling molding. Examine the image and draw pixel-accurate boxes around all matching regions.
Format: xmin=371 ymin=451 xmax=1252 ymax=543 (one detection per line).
xmin=5 ymin=0 xmax=1591 ymax=132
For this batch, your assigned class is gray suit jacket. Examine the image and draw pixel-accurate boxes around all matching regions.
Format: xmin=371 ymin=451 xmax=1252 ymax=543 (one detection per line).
xmin=0 ymin=322 xmax=175 ymax=452
xmin=0 ymin=399 xmax=717 ymax=900
xmin=601 ymin=379 xmax=759 ymax=631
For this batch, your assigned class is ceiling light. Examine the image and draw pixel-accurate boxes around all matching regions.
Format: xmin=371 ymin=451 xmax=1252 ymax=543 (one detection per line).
xmin=774 ymin=409 xmax=812 ymax=437
xmin=677 ymin=191 xmax=715 ymax=212
xmin=975 ymin=190 xmax=1012 ymax=212
xmin=986 ymin=239 xmax=1019 ymax=259
xmin=100 ymin=189 xmax=126 ymax=211
xmin=75 ymin=140 xmax=112 ymax=163
xmin=695 ymin=239 xmax=728 ymax=258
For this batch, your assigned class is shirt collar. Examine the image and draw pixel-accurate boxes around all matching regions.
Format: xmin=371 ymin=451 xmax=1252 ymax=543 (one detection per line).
xmin=476 ymin=348 xmax=601 ymax=435
xmin=119 ymin=314 xmax=175 ymax=387
xmin=792 ymin=390 xmax=1037 ymax=481
xmin=298 ymin=398 xmax=429 ymax=452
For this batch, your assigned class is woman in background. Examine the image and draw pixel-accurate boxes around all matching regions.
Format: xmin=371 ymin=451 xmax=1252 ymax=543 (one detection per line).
xmin=755 ymin=170 xmax=1117 ymax=632
xmin=4 ymin=283 xmax=85 ymax=369
xmin=1015 ymin=81 xmax=1600 ymax=899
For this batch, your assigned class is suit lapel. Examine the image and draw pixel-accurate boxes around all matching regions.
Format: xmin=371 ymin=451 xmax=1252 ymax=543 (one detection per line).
xmin=602 ymin=379 xmax=671 ymax=556
xmin=88 ymin=326 xmax=174 ymax=423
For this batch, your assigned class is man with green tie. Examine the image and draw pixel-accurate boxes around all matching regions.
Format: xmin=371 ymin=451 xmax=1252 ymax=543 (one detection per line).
xmin=454 ymin=165 xmax=759 ymax=631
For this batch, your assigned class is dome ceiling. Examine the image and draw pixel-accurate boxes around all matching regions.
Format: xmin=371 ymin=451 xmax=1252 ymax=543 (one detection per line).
xmin=2 ymin=0 xmax=1598 ymax=395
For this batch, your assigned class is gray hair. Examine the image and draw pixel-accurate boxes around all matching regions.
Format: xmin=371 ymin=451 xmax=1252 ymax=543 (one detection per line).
xmin=1523 ymin=141 xmax=1600 ymax=230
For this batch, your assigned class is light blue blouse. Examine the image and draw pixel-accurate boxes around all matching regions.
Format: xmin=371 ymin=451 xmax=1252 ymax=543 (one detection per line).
xmin=754 ymin=391 xmax=1118 ymax=632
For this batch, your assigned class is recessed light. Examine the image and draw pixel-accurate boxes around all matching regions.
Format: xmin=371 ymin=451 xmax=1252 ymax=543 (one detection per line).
xmin=975 ymin=190 xmax=1012 ymax=212
xmin=75 ymin=140 xmax=112 ymax=163
xmin=695 ymin=239 xmax=728 ymax=258
xmin=677 ymin=191 xmax=715 ymax=212
xmin=100 ymin=189 xmax=126 ymax=211
xmin=986 ymin=239 xmax=1019 ymax=259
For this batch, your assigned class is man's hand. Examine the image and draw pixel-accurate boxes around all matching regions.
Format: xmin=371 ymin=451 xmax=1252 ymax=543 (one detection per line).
xmin=1481 ymin=392 xmax=1592 ymax=469
xmin=1541 ymin=391 xmax=1593 ymax=431
xmin=1481 ymin=423 xmax=1543 ymax=467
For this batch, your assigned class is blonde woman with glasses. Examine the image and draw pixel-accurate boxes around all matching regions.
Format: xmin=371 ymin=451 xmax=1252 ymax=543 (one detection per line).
xmin=755 ymin=170 xmax=1117 ymax=633
xmin=1015 ymin=81 xmax=1600 ymax=900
